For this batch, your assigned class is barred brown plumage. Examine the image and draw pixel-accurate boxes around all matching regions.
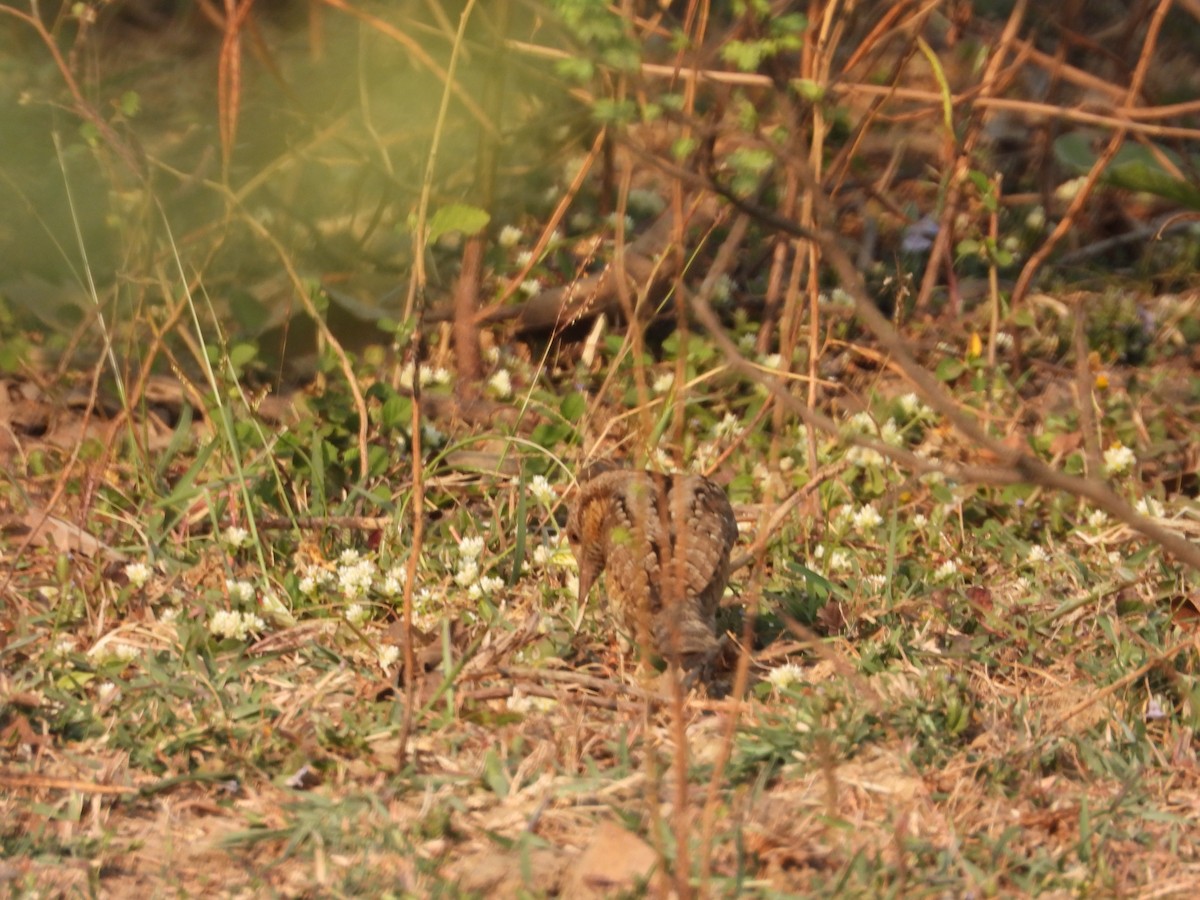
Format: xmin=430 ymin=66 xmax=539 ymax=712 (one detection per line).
xmin=566 ymin=466 xmax=738 ymax=673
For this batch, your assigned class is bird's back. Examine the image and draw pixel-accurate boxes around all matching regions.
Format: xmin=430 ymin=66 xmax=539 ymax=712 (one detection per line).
xmin=587 ymin=469 xmax=738 ymax=662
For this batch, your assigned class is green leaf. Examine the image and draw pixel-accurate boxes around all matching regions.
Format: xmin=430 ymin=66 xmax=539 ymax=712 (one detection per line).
xmin=936 ymin=357 xmax=966 ymax=382
xmin=118 ymin=90 xmax=141 ymax=118
xmin=1054 ymin=134 xmax=1200 ymax=209
xmin=560 ymin=392 xmax=586 ymax=422
xmin=427 ymin=204 xmax=491 ymax=245
xmin=228 ymin=342 xmax=258 ymax=371
xmin=555 ymin=56 xmax=594 ymax=82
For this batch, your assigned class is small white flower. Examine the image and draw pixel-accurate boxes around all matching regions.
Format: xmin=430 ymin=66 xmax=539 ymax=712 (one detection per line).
xmin=489 ymin=369 xmax=513 ymax=399
xmin=1107 ymin=551 xmax=1123 ymax=566
xmin=1025 ymin=206 xmax=1046 ymax=230
xmin=483 ymin=345 xmax=501 ymax=365
xmin=459 ymin=536 xmax=485 ymax=560
xmin=829 ymin=288 xmax=853 ymax=306
xmin=650 ymin=447 xmax=676 ymax=472
xmin=1104 ymin=443 xmax=1136 ymax=476
xmin=851 ymin=504 xmax=883 ymax=530
xmin=209 ymin=610 xmax=265 ymax=641
xmin=1086 ymin=510 xmax=1109 ymax=529
xmin=298 ymin=564 xmax=333 ymax=596
xmin=710 ymin=274 xmax=734 ymax=303
xmin=378 ymin=644 xmax=401 ymax=669
xmin=1135 ymin=496 xmax=1163 ymax=517
xmin=1027 ymin=545 xmax=1049 ymax=563
xmin=97 ymin=681 xmax=120 ymax=708
xmin=429 ymin=367 xmax=452 ymax=386
xmin=911 ymin=514 xmax=928 ymax=529
xmin=737 ymin=333 xmax=756 ymax=352
xmin=528 ymin=475 xmax=556 ymax=507
xmin=862 ymin=574 xmax=887 ymax=590
xmin=847 ymin=445 xmax=886 ymax=468
xmin=338 ymin=558 xmax=376 ymax=600
xmin=652 ymin=371 xmax=674 ymax=394
xmin=454 ymin=559 xmax=480 ymax=588
xmin=828 ymin=549 xmax=852 ymax=572
xmin=478 ymin=575 xmax=505 ymax=595
xmin=994 ymin=332 xmax=1015 ymax=351
xmin=223 ymin=526 xmax=251 ymax=550
xmin=1055 ymin=176 xmax=1087 ymax=202
xmin=778 ymin=455 xmax=795 ymax=473
xmin=519 ymin=278 xmax=542 ymax=297
xmin=515 ymin=249 xmax=534 ymax=268
xmin=933 ymin=559 xmax=959 ymax=581
xmin=225 ymin=579 xmax=256 ymax=604
xmin=879 ymin=418 xmax=903 ymax=446
xmin=713 ymin=413 xmax=740 ymax=441
xmin=339 ymin=548 xmax=362 ymax=565
xmin=382 ymin=571 xmax=402 ymax=596
xmin=897 ymin=393 xmax=923 ymax=416
xmin=691 ymin=443 xmax=719 ymax=473
xmin=765 ymin=662 xmax=806 ymax=692
xmin=345 ymin=602 xmax=369 ymax=626
xmin=761 ymin=353 xmax=784 ymax=370
xmin=112 ymin=642 xmax=139 ymax=662
xmin=53 ymin=636 xmax=75 ymax=656
xmin=498 ymin=224 xmax=523 ymax=248
xmin=124 ymin=562 xmax=152 ymax=590
xmin=159 ymin=608 xmax=179 ymax=625
xmin=847 ymin=411 xmax=875 ymax=433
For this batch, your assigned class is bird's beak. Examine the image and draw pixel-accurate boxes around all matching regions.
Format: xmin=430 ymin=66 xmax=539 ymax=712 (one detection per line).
xmin=577 ymin=559 xmax=596 ymax=603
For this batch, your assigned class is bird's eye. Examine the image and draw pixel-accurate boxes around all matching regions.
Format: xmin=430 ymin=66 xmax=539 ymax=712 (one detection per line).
xmin=566 ymin=527 xmax=580 ymax=544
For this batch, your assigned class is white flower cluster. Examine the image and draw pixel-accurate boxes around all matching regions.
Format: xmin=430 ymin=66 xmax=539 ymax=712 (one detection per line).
xmin=298 ymin=563 xmax=335 ymax=596
xmin=1103 ymin=443 xmax=1136 ymax=476
xmin=225 ymin=579 xmax=255 ymax=604
xmin=382 ymin=564 xmax=406 ymax=596
xmin=337 ymin=552 xmax=377 ymax=601
xmin=223 ymin=526 xmax=251 ymax=549
xmin=1027 ymin=545 xmax=1049 ymax=564
xmin=455 ymin=536 xmax=505 ymax=601
xmin=933 ymin=559 xmax=959 ymax=581
xmin=378 ymin=644 xmax=401 ymax=669
xmin=489 ymin=369 xmax=513 ymax=398
xmin=1135 ymin=496 xmax=1163 ymax=517
xmin=850 ymin=504 xmax=883 ymax=530
xmin=89 ymin=641 xmax=140 ymax=664
xmin=124 ymin=562 xmax=152 ymax=590
xmin=209 ymin=610 xmax=265 ymax=641
xmin=529 ymin=475 xmax=556 ymax=507
xmin=846 ymin=445 xmax=886 ymax=468
xmin=399 ymin=363 xmax=452 ymax=390
xmin=765 ymin=662 xmax=806 ymax=692
xmin=713 ymin=412 xmax=740 ymax=442
xmin=827 ymin=549 xmax=852 ymax=572
xmin=498 ymin=224 xmax=523 ymax=248
xmin=897 ymin=393 xmax=935 ymax=420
